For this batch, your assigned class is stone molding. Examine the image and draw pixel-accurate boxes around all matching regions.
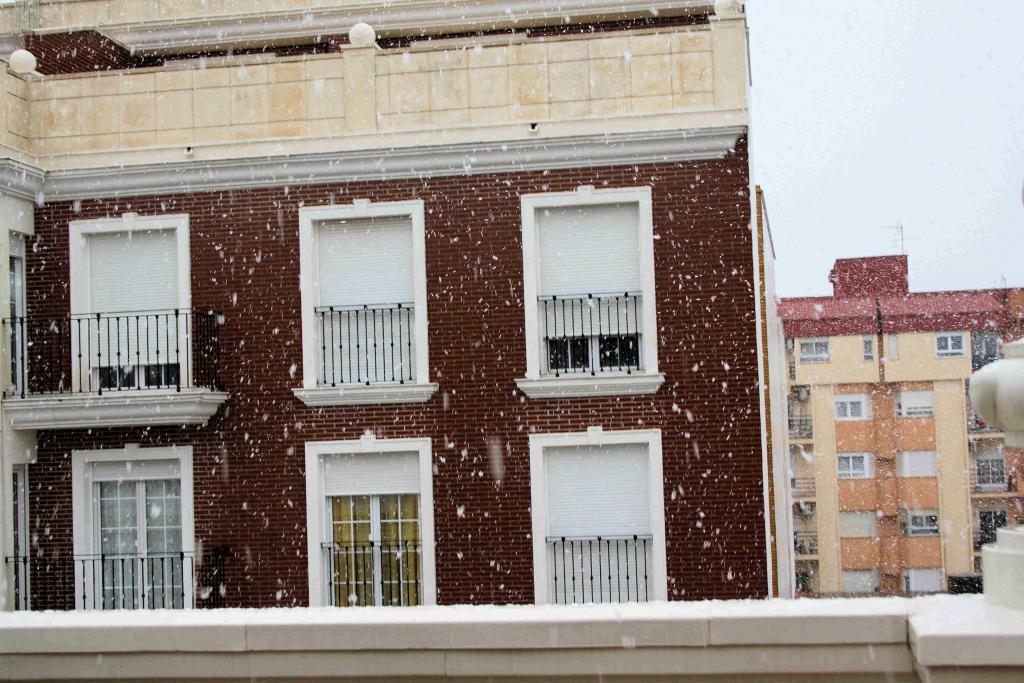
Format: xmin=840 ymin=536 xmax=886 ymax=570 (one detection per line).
xmin=95 ymin=1 xmax=716 ymax=55
xmin=0 ymin=126 xmax=744 ymax=202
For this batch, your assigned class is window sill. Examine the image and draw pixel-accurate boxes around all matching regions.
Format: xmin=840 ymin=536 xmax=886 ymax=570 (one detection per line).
xmin=2 ymin=389 xmax=229 ymax=430
xmin=293 ymin=383 xmax=438 ymax=406
xmin=515 ymin=373 xmax=664 ymax=399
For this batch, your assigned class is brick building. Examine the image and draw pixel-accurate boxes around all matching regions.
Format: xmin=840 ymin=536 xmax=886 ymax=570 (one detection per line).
xmin=781 ymin=255 xmax=1024 ymax=595
xmin=0 ymin=0 xmax=789 ymax=610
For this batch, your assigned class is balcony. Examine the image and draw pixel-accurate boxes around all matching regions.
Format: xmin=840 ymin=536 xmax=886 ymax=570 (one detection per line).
xmin=4 ymin=553 xmax=200 ymax=611
xmin=547 ymin=535 xmax=653 ymax=604
xmin=294 ymin=303 xmax=437 ymax=405
xmin=322 ymin=541 xmax=422 ymax=608
xmin=517 ymin=293 xmax=664 ymax=398
xmin=793 ymin=531 xmax=818 ymax=556
xmin=791 ymin=477 xmax=816 ymax=498
xmin=788 ymin=415 xmax=813 ymax=439
xmin=2 ymin=310 xmax=227 ymax=429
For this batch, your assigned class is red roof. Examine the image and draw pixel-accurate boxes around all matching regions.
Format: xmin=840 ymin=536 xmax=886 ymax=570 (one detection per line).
xmin=780 ymin=258 xmax=1021 ymax=337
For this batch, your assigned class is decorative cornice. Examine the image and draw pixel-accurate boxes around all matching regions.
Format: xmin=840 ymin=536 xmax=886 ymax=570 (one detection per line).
xmin=33 ymin=127 xmax=744 ymax=201
xmin=0 ymin=159 xmax=44 ymax=203
xmin=95 ymin=1 xmax=715 ymax=55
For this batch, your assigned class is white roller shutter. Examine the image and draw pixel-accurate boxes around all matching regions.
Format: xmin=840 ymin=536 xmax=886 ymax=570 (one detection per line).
xmin=545 ymin=443 xmax=650 ymax=538
xmin=88 ymin=230 xmax=178 ymax=313
xmin=898 ymin=451 xmax=937 ymax=478
xmin=323 ymin=452 xmax=420 ymax=496
xmin=536 ymin=203 xmax=641 ymax=297
xmin=317 ymin=218 xmax=414 ymax=307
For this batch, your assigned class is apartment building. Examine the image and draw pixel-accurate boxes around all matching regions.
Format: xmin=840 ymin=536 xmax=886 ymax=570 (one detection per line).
xmin=0 ymin=1 xmax=789 ymax=611
xmin=781 ymin=255 xmax=1024 ymax=595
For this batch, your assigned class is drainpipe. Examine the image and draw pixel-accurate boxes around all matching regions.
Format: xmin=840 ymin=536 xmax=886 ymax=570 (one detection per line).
xmin=969 ymin=337 xmax=1024 ymax=609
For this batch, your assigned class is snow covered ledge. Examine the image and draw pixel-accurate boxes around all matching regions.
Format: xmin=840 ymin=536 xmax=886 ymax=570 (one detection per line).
xmin=0 ymin=596 xmax=1021 ymax=681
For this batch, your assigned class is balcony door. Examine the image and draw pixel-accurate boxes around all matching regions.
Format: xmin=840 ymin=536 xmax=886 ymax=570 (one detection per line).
xmin=316 ymin=447 xmax=428 ymax=607
xmin=314 ymin=216 xmax=416 ymax=386
xmin=327 ymin=493 xmax=421 ymax=606
xmin=544 ymin=443 xmax=654 ymax=604
xmin=93 ymin=477 xmax=185 ymax=609
xmin=535 ymin=203 xmax=643 ymax=376
xmin=68 ymin=214 xmax=191 ymax=394
xmin=72 ymin=446 xmax=195 ymax=611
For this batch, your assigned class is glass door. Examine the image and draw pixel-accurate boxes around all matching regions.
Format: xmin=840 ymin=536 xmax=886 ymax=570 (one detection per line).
xmin=328 ymin=493 xmax=420 ymax=606
xmin=94 ymin=478 xmax=183 ymax=609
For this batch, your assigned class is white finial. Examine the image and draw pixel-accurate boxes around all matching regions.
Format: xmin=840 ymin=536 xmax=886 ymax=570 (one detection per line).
xmin=8 ymin=49 xmax=37 ymax=75
xmin=348 ymin=22 xmax=377 ymax=48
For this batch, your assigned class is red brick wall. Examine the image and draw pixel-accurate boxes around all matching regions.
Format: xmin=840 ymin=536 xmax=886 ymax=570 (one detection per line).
xmin=25 ymin=140 xmax=767 ymax=607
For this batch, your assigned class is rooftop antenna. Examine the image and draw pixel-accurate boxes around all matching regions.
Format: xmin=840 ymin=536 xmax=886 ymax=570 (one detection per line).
xmin=884 ymin=223 xmax=905 ymax=254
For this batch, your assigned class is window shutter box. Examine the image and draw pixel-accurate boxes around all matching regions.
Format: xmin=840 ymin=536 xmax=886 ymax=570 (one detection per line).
xmin=536 ymin=203 xmax=642 ymax=297
xmin=545 ymin=443 xmax=650 ymax=538
xmin=90 ymin=458 xmax=180 ymax=481
xmin=323 ymin=451 xmax=419 ymax=496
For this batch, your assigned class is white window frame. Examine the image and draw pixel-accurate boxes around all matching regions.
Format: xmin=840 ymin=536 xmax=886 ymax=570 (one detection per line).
xmin=528 ymin=428 xmax=667 ymax=604
xmin=835 ymin=394 xmax=870 ymax=421
xmin=69 ymin=213 xmax=191 ymax=317
xmin=296 ymin=200 xmax=433 ymax=405
xmin=71 ymin=445 xmax=195 ymax=610
xmin=976 ymin=447 xmax=1007 ymax=490
xmin=518 ymin=186 xmax=662 ymax=397
xmin=304 ymin=436 xmax=436 ymax=607
xmin=68 ymin=214 xmax=191 ymax=393
xmin=905 ymin=509 xmax=940 ymax=537
xmin=935 ymin=331 xmax=966 ymax=357
xmin=886 ymin=334 xmax=899 ymax=361
xmin=837 ymin=452 xmax=873 ymax=479
xmin=799 ymin=337 xmax=830 ymax=363
xmin=898 ymin=450 xmax=937 ymax=478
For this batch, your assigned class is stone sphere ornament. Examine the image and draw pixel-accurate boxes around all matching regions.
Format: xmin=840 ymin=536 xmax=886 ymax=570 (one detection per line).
xmin=348 ymin=23 xmax=377 ymax=48
xmin=8 ymin=49 xmax=37 ymax=74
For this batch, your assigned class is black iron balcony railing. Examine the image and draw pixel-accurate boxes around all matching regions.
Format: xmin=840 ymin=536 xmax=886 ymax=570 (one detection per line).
xmin=793 ymin=532 xmax=818 ymax=556
xmin=4 ymin=553 xmax=196 ymax=610
xmin=972 ymin=472 xmax=1016 ymax=494
xmin=322 ymin=541 xmax=421 ymax=607
xmin=788 ymin=415 xmax=813 ymax=439
xmin=547 ymin=535 xmax=652 ymax=604
xmin=4 ymin=310 xmax=221 ymax=398
xmin=315 ymin=304 xmax=415 ymax=386
xmin=791 ymin=477 xmax=816 ymax=498
xmin=539 ymin=293 xmax=642 ymax=377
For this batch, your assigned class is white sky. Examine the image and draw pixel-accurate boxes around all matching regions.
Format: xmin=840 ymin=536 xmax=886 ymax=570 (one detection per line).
xmin=746 ymin=0 xmax=1024 ymax=297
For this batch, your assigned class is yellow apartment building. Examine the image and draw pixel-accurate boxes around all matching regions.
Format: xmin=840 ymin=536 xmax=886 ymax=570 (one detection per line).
xmin=781 ymin=255 xmax=1024 ymax=595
